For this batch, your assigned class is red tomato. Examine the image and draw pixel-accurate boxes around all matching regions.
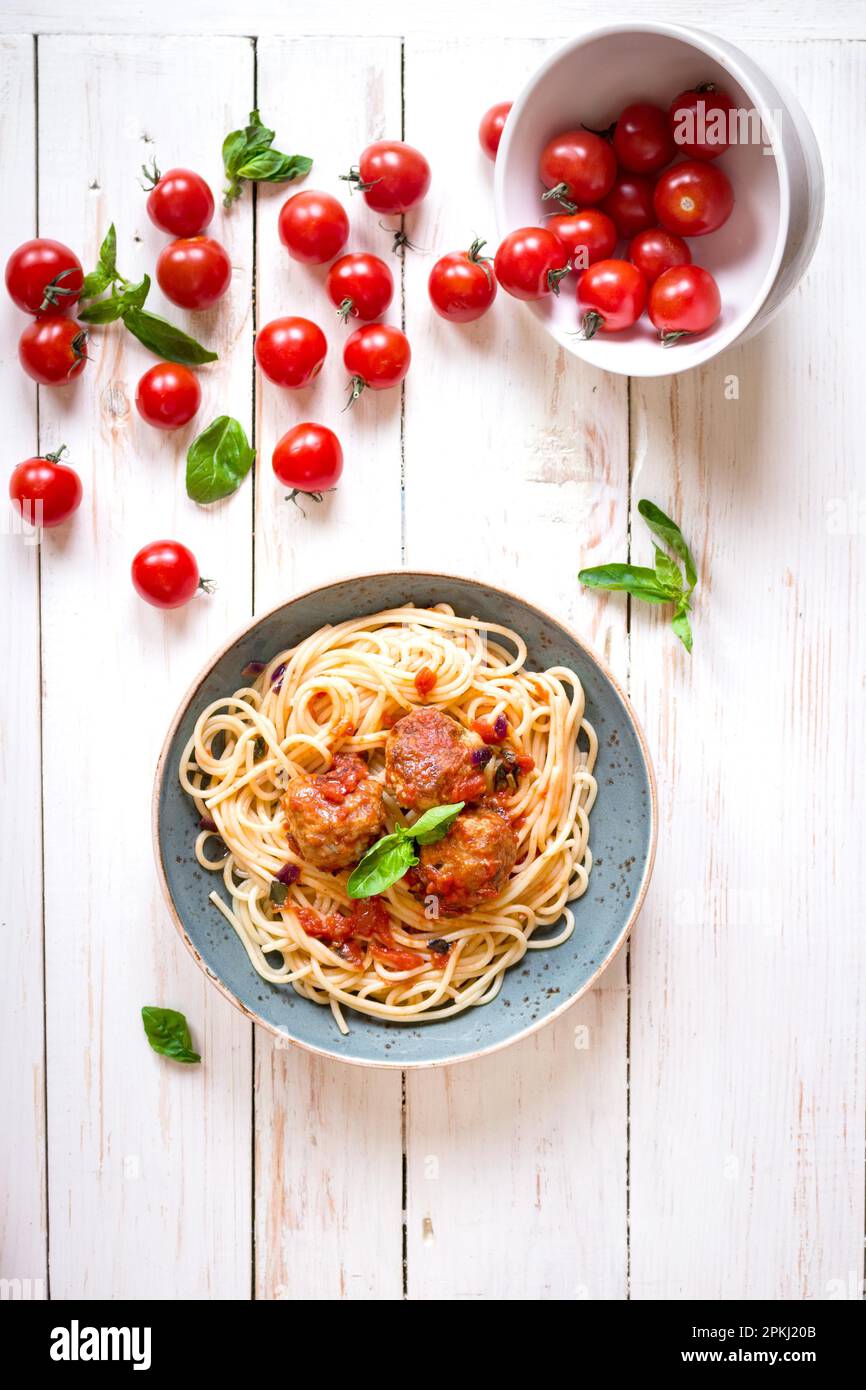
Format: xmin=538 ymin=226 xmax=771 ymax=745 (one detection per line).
xmin=19 ymin=316 xmax=88 ymax=385
xmin=156 ymin=236 xmax=232 ymax=309
xmin=272 ymin=423 xmax=344 ymax=501
xmin=145 ymin=167 xmax=214 ymax=237
xmin=344 ymin=141 xmax=431 ymax=214
xmin=546 ymin=210 xmax=617 ymax=270
xmin=131 ymin=540 xmax=207 ymax=609
xmin=255 ymin=316 xmax=327 ymax=388
xmin=599 ymin=173 xmax=656 ymax=238
xmin=613 ymin=102 xmax=674 ymax=174
xmin=343 ymin=324 xmax=411 ymax=402
xmin=653 ymin=161 xmax=734 ymax=236
xmin=577 ymin=259 xmax=648 ymax=337
xmin=628 ymin=226 xmax=692 ymax=284
xmin=648 ymin=264 xmax=721 ymax=342
xmin=326 ymin=252 xmax=393 ymax=322
xmin=5 ymin=238 xmax=83 ymax=315
xmin=135 ymin=362 xmax=201 ymax=430
xmin=539 ymin=129 xmax=616 ymax=208
xmin=278 ymin=190 xmax=349 ymax=265
xmin=669 ymin=84 xmax=737 ymax=160
xmin=9 ymin=447 xmax=82 ymax=528
xmin=494 ymin=227 xmax=569 ymax=301
xmin=478 ymin=102 xmax=512 ymax=160
xmin=428 ymin=239 xmax=497 ymax=322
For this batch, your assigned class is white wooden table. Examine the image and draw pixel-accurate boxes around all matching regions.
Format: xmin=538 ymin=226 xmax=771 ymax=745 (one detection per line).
xmin=2 ymin=0 xmax=863 ymax=1302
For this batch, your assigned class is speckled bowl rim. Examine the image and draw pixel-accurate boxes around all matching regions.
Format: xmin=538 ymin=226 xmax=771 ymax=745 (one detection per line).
xmin=152 ymin=570 xmax=658 ymax=1069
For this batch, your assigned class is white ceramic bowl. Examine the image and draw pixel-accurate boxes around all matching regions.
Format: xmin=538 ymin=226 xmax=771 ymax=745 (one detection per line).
xmin=494 ymin=22 xmax=824 ymax=377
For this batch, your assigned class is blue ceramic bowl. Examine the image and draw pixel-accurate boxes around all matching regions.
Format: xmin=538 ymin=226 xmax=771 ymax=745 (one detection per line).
xmin=153 ymin=572 xmax=657 ymax=1068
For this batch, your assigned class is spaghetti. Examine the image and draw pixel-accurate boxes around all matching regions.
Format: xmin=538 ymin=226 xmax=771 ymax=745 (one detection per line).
xmin=179 ymin=604 xmax=598 ymax=1033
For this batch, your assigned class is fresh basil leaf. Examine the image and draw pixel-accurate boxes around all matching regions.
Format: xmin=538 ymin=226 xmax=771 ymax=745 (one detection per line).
xmin=238 ymin=150 xmax=312 ymax=183
xmin=222 ymin=107 xmax=312 ymax=205
xmin=141 ymin=1006 xmax=201 ymax=1064
xmin=78 ymin=294 xmax=125 ymax=324
xmin=578 ymin=564 xmax=674 ymax=605
xmin=121 ymin=307 xmax=218 ymax=365
xmin=653 ymin=546 xmax=683 ymax=593
xmin=243 ymin=109 xmax=276 ymax=153
xmin=80 ymin=269 xmax=111 ymax=299
xmin=671 ymin=603 xmax=693 ymax=654
xmin=410 ymin=802 xmax=465 ymax=845
xmin=186 ymin=416 xmax=256 ymax=504
xmin=269 ymin=880 xmax=289 ymax=905
xmin=347 ymin=834 xmax=418 ymax=899
xmin=118 ymin=272 xmax=150 ymax=311
xmin=97 ymin=223 xmax=117 ymax=281
xmin=638 ymin=500 xmax=698 ymax=592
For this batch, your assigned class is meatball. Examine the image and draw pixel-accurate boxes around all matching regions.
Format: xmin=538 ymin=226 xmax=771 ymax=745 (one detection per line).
xmin=413 ymin=806 xmax=518 ymax=915
xmin=282 ymin=753 xmax=385 ymax=871
xmin=385 ymin=708 xmax=487 ymax=811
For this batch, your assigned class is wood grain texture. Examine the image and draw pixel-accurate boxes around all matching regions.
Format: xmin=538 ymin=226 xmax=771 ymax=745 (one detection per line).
xmin=0 ymin=34 xmax=47 ymax=1299
xmin=252 ymin=36 xmax=404 ymax=1302
xmin=37 ymin=35 xmax=255 ymax=1299
xmin=627 ymin=41 xmax=866 ymax=1300
xmin=401 ymin=36 xmax=631 ymax=1301
xmin=3 ymin=0 xmax=864 ymax=39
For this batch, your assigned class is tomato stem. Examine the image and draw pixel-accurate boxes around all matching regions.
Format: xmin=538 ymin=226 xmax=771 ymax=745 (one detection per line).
xmin=339 ymin=166 xmax=380 ymax=195
xmin=43 ymin=444 xmax=68 ymax=464
xmin=40 ymin=268 xmax=79 ymax=312
xmin=285 ymin=487 xmax=335 ymax=517
xmin=541 ymin=182 xmax=577 ymax=214
xmin=198 ymin=577 xmax=217 ymax=595
xmin=547 ymin=264 xmax=570 ymax=296
xmin=660 ymin=330 xmax=691 ymax=347
xmin=140 ymin=158 xmax=161 ymax=191
xmin=379 ymin=220 xmax=422 ymax=256
xmin=343 ymin=376 xmax=366 ymax=410
xmin=580 ymin=310 xmax=604 ymax=340
xmin=336 ymin=297 xmax=356 ymax=324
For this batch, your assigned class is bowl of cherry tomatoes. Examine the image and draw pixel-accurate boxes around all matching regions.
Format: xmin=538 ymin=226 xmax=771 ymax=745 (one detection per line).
xmin=494 ymin=21 xmax=823 ymax=376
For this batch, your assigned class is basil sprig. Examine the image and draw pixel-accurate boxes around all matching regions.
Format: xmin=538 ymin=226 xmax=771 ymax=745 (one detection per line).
xmin=222 ymin=110 xmax=312 ymax=207
xmin=347 ymin=802 xmax=464 ymax=900
xmin=78 ymin=225 xmax=217 ymax=366
xmin=141 ymin=1006 xmax=201 ymax=1064
xmin=186 ymin=416 xmax=256 ymax=504
xmin=579 ymin=500 xmax=699 ymax=652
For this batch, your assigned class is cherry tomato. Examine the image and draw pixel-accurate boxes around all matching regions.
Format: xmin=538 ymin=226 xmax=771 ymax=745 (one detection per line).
xmin=613 ymin=102 xmax=674 ymax=174
xmin=428 ymin=239 xmax=497 ymax=322
xmin=145 ymin=167 xmax=214 ymax=237
xmin=9 ymin=446 xmax=82 ymax=528
xmin=577 ymin=259 xmax=647 ymax=337
xmin=131 ymin=540 xmax=208 ymax=609
xmin=156 ymin=236 xmax=232 ymax=309
xmin=599 ymin=173 xmax=656 ymax=238
xmin=479 ymin=102 xmax=512 ymax=160
xmin=272 ymin=423 xmax=343 ymax=502
xmin=19 ymin=316 xmax=88 ymax=385
xmin=648 ymin=264 xmax=721 ymax=343
xmin=278 ymin=190 xmax=349 ymax=265
xmin=343 ymin=324 xmax=411 ymax=402
xmin=5 ymin=238 xmax=83 ymax=315
xmin=653 ymin=161 xmax=734 ymax=236
xmin=135 ymin=361 xmax=201 ymax=430
xmin=326 ymin=252 xmax=393 ymax=322
xmin=546 ymin=210 xmax=617 ymax=271
xmin=344 ymin=141 xmax=431 ymax=214
xmin=255 ymin=316 xmax=327 ymax=388
xmin=669 ymin=84 xmax=737 ymax=160
xmin=494 ymin=227 xmax=569 ymax=301
xmin=628 ymin=226 xmax=692 ymax=284
xmin=539 ymin=129 xmax=616 ymax=209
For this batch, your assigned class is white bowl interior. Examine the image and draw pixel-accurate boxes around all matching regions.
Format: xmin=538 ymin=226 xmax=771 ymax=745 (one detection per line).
xmin=496 ymin=28 xmax=784 ymax=376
